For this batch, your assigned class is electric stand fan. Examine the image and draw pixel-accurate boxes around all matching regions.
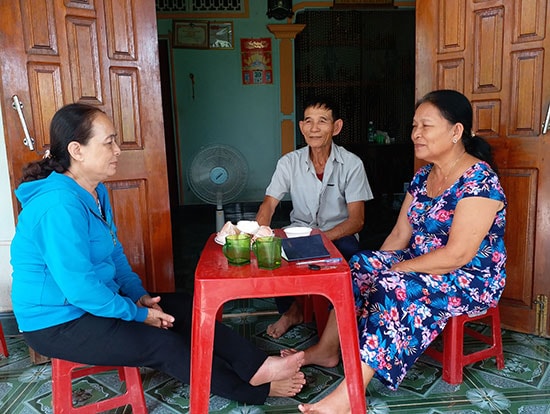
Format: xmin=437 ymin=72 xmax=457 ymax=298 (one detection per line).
xmin=187 ymin=144 xmax=249 ymax=231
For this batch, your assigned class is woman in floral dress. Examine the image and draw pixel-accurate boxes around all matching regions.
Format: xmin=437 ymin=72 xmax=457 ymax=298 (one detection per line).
xmin=293 ymin=90 xmax=507 ymax=413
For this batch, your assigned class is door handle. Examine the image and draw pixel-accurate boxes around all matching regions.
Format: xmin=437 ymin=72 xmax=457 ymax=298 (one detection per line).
xmin=11 ymin=95 xmax=35 ymax=151
xmin=543 ymin=101 xmax=550 ymax=135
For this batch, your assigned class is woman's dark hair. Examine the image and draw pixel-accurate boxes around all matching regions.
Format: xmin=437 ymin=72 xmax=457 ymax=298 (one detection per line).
xmin=415 ymin=89 xmax=498 ymax=173
xmin=20 ymin=103 xmax=104 ymax=183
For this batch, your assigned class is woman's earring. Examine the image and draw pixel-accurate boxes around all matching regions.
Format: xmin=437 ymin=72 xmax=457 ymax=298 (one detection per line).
xmin=452 ymin=138 xmax=458 ymax=144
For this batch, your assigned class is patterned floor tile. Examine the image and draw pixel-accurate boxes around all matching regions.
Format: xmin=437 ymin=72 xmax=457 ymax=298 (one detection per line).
xmin=1 ymin=301 xmax=550 ymax=413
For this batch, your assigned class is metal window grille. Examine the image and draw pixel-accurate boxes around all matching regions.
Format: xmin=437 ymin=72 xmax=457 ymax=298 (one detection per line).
xmin=156 ymin=0 xmax=244 ymax=13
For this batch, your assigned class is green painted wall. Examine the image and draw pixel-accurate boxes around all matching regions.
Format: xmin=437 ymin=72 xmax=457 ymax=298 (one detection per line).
xmin=158 ymin=2 xmax=285 ymax=205
xmin=157 ymin=1 xmax=415 ymax=205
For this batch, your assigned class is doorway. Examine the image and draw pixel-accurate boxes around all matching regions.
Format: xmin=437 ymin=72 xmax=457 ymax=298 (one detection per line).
xmin=294 ymin=9 xmax=416 ymax=249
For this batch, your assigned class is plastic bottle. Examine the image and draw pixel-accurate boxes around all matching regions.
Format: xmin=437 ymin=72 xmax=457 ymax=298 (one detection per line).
xmin=367 ymin=121 xmax=375 ymax=143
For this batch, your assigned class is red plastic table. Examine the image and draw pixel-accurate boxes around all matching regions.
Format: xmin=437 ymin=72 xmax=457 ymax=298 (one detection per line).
xmin=189 ymin=230 xmax=367 ymax=413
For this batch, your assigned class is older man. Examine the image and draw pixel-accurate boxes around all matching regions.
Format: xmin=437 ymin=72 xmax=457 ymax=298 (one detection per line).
xmin=256 ymin=96 xmax=373 ymax=338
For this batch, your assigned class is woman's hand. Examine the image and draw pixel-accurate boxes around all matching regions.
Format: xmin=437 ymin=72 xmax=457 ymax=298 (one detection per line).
xmin=137 ymin=294 xmax=163 ymax=311
xmin=138 ymin=295 xmax=174 ymax=329
xmin=389 ymin=261 xmax=413 ymax=273
xmin=144 ymin=307 xmax=175 ymax=329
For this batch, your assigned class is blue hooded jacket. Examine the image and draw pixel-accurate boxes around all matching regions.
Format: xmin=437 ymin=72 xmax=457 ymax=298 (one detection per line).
xmin=11 ymin=172 xmax=149 ymax=332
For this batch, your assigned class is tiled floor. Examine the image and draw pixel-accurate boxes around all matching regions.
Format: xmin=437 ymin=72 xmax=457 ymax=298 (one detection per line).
xmin=2 ymin=203 xmax=550 ymax=413
xmin=2 ymin=302 xmax=550 ymax=413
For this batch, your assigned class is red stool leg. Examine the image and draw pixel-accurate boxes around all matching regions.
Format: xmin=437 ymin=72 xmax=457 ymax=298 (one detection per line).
xmin=0 ymin=323 xmax=8 ymax=357
xmin=297 ymin=295 xmax=330 ymax=336
xmin=311 ymin=295 xmax=330 ymax=337
xmin=51 ymin=359 xmax=147 ymax=414
xmin=120 ymin=366 xmax=148 ymax=413
xmin=297 ymin=296 xmax=313 ymax=323
xmin=52 ymin=359 xmax=78 ymax=414
xmin=490 ymin=307 xmax=505 ymax=369
xmin=427 ymin=306 xmax=505 ymax=385
xmin=441 ymin=315 xmax=465 ymax=384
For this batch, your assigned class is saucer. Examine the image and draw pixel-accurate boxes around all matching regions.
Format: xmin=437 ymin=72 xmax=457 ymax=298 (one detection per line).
xmin=284 ymin=226 xmax=312 ymax=238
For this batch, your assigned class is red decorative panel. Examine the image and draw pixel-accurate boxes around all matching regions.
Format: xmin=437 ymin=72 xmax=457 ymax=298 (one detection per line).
xmin=65 ymin=16 xmax=103 ymax=104
xmin=110 ymin=67 xmax=142 ymax=149
xmin=473 ymin=7 xmax=503 ymax=93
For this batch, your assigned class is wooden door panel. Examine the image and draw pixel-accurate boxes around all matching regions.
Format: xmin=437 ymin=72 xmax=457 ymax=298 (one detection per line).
xmin=499 ymin=169 xmax=537 ymax=330
xmin=20 ymin=0 xmax=58 ymax=54
xmin=104 ymin=0 xmax=137 ymax=60
xmin=473 ymin=7 xmax=504 ymax=93
xmin=472 ymin=99 xmax=501 ymax=137
xmin=417 ymin=0 xmax=550 ymax=335
xmin=0 ymin=0 xmax=174 ymax=292
xmin=509 ymin=50 xmax=544 ymax=135
xmin=66 ymin=17 xmax=104 ymax=104
xmin=437 ymin=59 xmax=465 ymax=91
xmin=438 ymin=0 xmax=466 ymax=53
xmin=513 ymin=0 xmax=546 ymax=42
xmin=28 ymin=63 xmax=64 ymax=148
xmin=110 ymin=68 xmax=142 ymax=149
xmin=107 ymin=179 xmax=150 ymax=286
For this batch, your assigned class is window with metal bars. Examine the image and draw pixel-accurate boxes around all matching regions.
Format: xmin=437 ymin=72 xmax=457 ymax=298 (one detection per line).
xmin=156 ymin=0 xmax=245 ymax=14
xmin=294 ymin=9 xmax=415 ymax=146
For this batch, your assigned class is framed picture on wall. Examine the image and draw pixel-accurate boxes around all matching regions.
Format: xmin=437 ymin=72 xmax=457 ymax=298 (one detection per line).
xmin=173 ymin=20 xmax=209 ymax=49
xmin=209 ymin=22 xmax=234 ymax=49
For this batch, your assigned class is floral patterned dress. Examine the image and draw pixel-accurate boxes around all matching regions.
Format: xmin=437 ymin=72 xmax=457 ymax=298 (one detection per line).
xmin=350 ymin=161 xmax=507 ymax=389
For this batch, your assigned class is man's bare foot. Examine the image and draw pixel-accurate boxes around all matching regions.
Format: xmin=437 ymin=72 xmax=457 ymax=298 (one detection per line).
xmin=280 ymin=344 xmax=339 ymax=368
xmin=249 ymin=351 xmax=305 ymax=386
xmin=298 ymin=379 xmax=356 ymax=413
xmin=266 ymin=301 xmax=303 ymax=338
xmin=269 ymin=371 xmax=306 ymax=397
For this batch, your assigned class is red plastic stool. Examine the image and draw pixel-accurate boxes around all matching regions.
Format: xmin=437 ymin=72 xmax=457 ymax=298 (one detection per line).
xmin=0 ymin=323 xmax=8 ymax=357
xmin=424 ymin=306 xmax=505 ymax=384
xmin=299 ymin=295 xmax=331 ymax=337
xmin=51 ymin=358 xmax=147 ymax=413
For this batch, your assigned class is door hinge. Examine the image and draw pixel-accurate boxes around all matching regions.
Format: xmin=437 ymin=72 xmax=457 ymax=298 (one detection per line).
xmin=534 ymin=294 xmax=548 ymax=336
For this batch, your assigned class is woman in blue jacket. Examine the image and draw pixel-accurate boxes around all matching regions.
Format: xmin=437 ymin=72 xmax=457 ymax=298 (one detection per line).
xmin=10 ymin=103 xmax=305 ymax=405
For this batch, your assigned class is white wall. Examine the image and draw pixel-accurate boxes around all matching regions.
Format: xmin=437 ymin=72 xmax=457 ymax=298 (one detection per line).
xmin=0 ymin=100 xmax=16 ymax=312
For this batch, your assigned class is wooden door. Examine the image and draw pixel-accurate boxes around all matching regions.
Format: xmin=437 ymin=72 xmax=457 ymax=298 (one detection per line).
xmin=0 ymin=0 xmax=174 ymax=292
xmin=416 ymin=0 xmax=550 ymax=336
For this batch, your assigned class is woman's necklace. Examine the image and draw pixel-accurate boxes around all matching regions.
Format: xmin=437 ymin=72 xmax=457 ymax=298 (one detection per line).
xmin=429 ymin=151 xmax=466 ymax=196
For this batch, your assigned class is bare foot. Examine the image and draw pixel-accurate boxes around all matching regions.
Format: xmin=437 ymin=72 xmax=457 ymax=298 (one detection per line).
xmin=269 ymin=371 xmax=306 ymax=397
xmin=281 ymin=344 xmax=339 ymax=368
xmin=249 ymin=351 xmax=305 ymax=386
xmin=266 ymin=301 xmax=303 ymax=338
xmin=298 ymin=379 xmax=356 ymax=413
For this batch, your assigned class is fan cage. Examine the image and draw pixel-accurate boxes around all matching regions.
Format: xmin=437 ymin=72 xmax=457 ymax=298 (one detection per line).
xmin=187 ymin=144 xmax=248 ymax=205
